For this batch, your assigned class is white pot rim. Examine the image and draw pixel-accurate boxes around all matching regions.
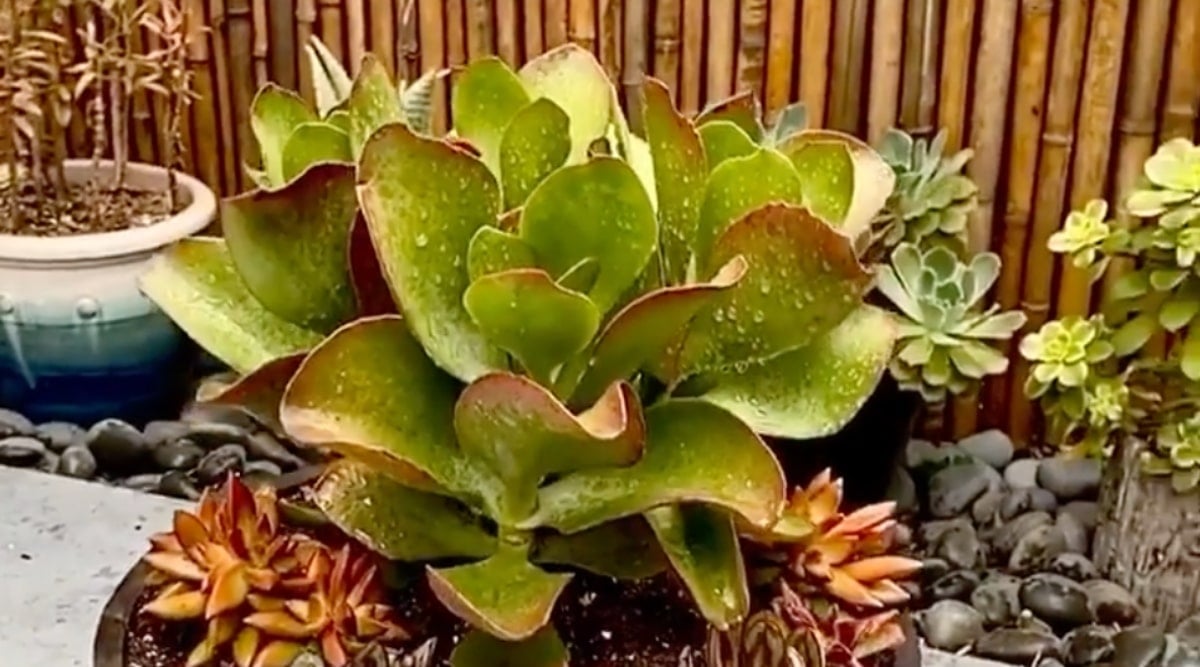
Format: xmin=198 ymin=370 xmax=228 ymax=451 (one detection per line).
xmin=0 ymin=160 xmax=217 ymax=262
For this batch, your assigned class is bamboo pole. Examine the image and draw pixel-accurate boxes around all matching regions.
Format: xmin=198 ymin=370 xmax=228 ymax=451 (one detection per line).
xmin=914 ymin=0 xmax=940 ymax=136
xmin=251 ymin=0 xmax=268 ymax=87
xmin=867 ymin=0 xmax=904 ymax=143
xmin=937 ymin=0 xmax=976 ymax=150
xmin=798 ymin=0 xmax=832 ymax=128
xmin=447 ymin=0 xmax=468 ymax=131
xmin=652 ymin=0 xmax=682 ymax=95
xmin=954 ymin=0 xmax=1018 ymax=438
xmin=623 ymin=0 xmax=648 ymax=132
xmin=706 ymin=0 xmax=736 ymax=104
xmin=209 ymin=0 xmax=238 ymax=193
xmin=827 ymin=0 xmax=867 ymax=133
xmin=986 ymin=0 xmax=1055 ymax=432
xmin=764 ymin=0 xmax=797 ymax=116
xmin=184 ymin=0 xmax=220 ymax=197
xmin=465 ymin=0 xmax=494 ymax=61
xmin=570 ymin=0 xmax=597 ymax=52
xmin=598 ymin=0 xmax=623 ymax=82
xmin=523 ymin=0 xmax=545 ymax=61
xmin=545 ymin=0 xmax=568 ymax=48
xmin=369 ymin=0 xmax=395 ymax=72
xmin=899 ymin=0 xmax=927 ymax=131
xmin=317 ymin=0 xmax=344 ymax=66
xmin=1160 ymin=0 xmax=1200 ymax=141
xmin=227 ymin=0 xmax=255 ymax=192
xmin=398 ymin=0 xmax=419 ymax=83
xmin=296 ymin=0 xmax=317 ymax=102
xmin=270 ymin=0 xmax=297 ymax=91
xmin=346 ymin=0 xmax=365 ymax=71
xmin=736 ymin=0 xmax=769 ymax=105
xmin=417 ymin=0 xmax=446 ymax=131
xmin=1007 ymin=0 xmax=1091 ymax=446
xmin=1056 ymin=0 xmax=1130 ymax=319
xmin=679 ymin=0 xmax=704 ymax=114
xmin=495 ymin=0 xmax=519 ymax=64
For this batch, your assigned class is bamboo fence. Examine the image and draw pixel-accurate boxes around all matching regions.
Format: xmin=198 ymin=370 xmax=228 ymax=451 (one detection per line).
xmin=49 ymin=0 xmax=1200 ymax=447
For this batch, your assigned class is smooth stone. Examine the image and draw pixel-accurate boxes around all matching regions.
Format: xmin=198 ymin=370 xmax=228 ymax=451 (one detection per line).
xmin=1038 ymin=458 xmax=1102 ymax=501
xmin=990 ymin=511 xmax=1054 ymax=557
xmin=886 ymin=466 xmax=918 ymax=515
xmin=1001 ymin=488 xmax=1035 ymax=520
xmin=0 ymin=436 xmax=47 ymax=467
xmin=1048 ymin=553 xmax=1099 ymax=582
xmin=158 ymin=470 xmax=201 ymax=500
xmin=972 ymin=487 xmax=1006 ymax=525
xmin=119 ymin=473 xmax=162 ymax=492
xmin=971 ymin=578 xmax=1022 ymax=627
xmin=1005 ymin=458 xmax=1042 ymax=489
xmin=920 ymin=558 xmax=951 ymax=585
xmin=142 ymin=420 xmax=190 ymax=446
xmin=1059 ymin=501 xmax=1099 ymax=531
xmin=34 ymin=422 xmax=84 ymax=452
xmin=1037 ymin=660 xmax=1066 ymax=667
xmin=180 ymin=401 xmax=256 ymax=430
xmin=1017 ymin=609 xmax=1058 ymax=635
xmin=1030 ymin=487 xmax=1059 ymax=512
xmin=1062 ymin=625 xmax=1115 ymax=666
xmin=1084 ymin=579 xmax=1140 ymax=626
xmin=891 ymin=522 xmax=913 ymax=549
xmin=0 ymin=408 xmax=34 ymax=437
xmin=151 ymin=439 xmax=205 ymax=471
xmin=57 ymin=446 xmax=97 ymax=479
xmin=1021 ymin=573 xmax=1094 ymax=629
xmin=919 ymin=518 xmax=973 ymax=546
xmin=36 ymin=452 xmax=59 ymax=474
xmin=918 ymin=600 xmax=985 ymax=651
xmin=195 ymin=444 xmax=247 ymax=484
xmin=959 ymin=429 xmax=1015 ymax=468
xmin=929 ymin=461 xmax=1000 ymax=517
xmin=975 ymin=628 xmax=1061 ymax=664
xmin=1112 ymin=627 xmax=1166 ymax=667
xmin=930 ymin=570 xmax=981 ymax=601
xmin=243 ymin=431 xmax=306 ymax=470
xmin=936 ymin=523 xmax=984 ymax=570
xmin=905 ymin=438 xmax=939 ymax=468
xmin=243 ymin=459 xmax=284 ymax=486
xmin=1166 ymin=646 xmax=1200 ymax=667
xmin=184 ymin=422 xmax=250 ymax=449
xmin=1055 ymin=511 xmax=1090 ymax=554
xmin=1175 ymin=614 xmax=1200 ymax=651
xmin=1010 ymin=524 xmax=1068 ymax=573
xmin=84 ymin=419 xmax=149 ymax=473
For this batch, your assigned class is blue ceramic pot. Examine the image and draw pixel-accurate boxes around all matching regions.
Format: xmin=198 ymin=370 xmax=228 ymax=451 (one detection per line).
xmin=0 ymin=160 xmax=217 ymax=426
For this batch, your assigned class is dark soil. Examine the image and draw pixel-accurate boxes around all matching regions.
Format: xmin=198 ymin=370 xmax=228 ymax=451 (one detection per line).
xmin=1 ymin=182 xmax=177 ymax=236
xmin=125 ymin=571 xmax=709 ymax=666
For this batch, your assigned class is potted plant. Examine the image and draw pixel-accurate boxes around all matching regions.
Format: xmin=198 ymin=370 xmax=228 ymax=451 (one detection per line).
xmin=0 ymin=0 xmax=215 ymax=425
xmin=1019 ymin=137 xmax=1200 ymax=627
xmin=98 ymin=45 xmax=925 ymax=665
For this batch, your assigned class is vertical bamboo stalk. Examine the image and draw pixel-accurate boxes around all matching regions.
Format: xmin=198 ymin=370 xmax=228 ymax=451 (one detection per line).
xmin=827 ymin=0 xmax=867 ymax=133
xmin=417 ymin=0 xmax=447 ymax=132
xmin=369 ymin=0 xmax=395 ymax=72
xmin=937 ymin=0 xmax=976 ymax=149
xmin=624 ymin=0 xmax=648 ymax=131
xmin=496 ymin=0 xmax=519 ymax=64
xmin=228 ymin=0 xmax=256 ymax=192
xmin=545 ymin=0 xmax=568 ymax=48
xmin=1160 ymin=0 xmax=1200 ymax=141
xmin=736 ymin=0 xmax=769 ymax=105
xmin=184 ymin=0 xmax=220 ymax=193
xmin=706 ymin=0 xmax=736 ymax=104
xmin=269 ymin=0 xmax=297 ymax=91
xmin=447 ymin=0 xmax=468 ymax=131
xmin=898 ymin=0 xmax=928 ymax=130
xmin=210 ymin=0 xmax=239 ymax=193
xmin=679 ymin=0 xmax=704 ymax=114
xmin=652 ymin=0 xmax=682 ymax=94
xmin=317 ymin=0 xmax=344 ymax=66
xmin=798 ymin=0 xmax=832 ymax=128
xmin=465 ymin=0 xmax=494 ymax=60
xmin=1056 ymin=0 xmax=1130 ymax=319
xmin=867 ymin=0 xmax=904 ymax=143
xmin=986 ymin=0 xmax=1055 ymax=432
xmin=251 ymin=0 xmax=268 ymax=87
xmin=570 ymin=0 xmax=597 ymax=52
xmin=764 ymin=0 xmax=797 ymax=115
xmin=914 ymin=0 xmax=940 ymax=135
xmin=598 ymin=0 xmax=624 ymax=81
xmin=1007 ymin=0 xmax=1091 ymax=445
xmin=346 ymin=0 xmax=365 ymax=72
xmin=398 ymin=0 xmax=419 ymax=83
xmin=296 ymin=0 xmax=317 ymax=101
xmin=523 ymin=0 xmax=545 ymax=61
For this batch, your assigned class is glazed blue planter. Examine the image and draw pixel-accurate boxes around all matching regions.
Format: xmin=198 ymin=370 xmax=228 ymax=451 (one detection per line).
xmin=0 ymin=160 xmax=217 ymax=426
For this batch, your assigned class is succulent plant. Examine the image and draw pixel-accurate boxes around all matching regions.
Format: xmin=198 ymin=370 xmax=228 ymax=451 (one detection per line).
xmin=142 ymin=44 xmax=901 ymax=660
xmin=774 ymin=582 xmax=907 ymax=667
xmin=705 ymin=607 xmax=825 ymax=667
xmin=876 ymin=243 xmax=1027 ymax=402
xmin=1048 ymin=199 xmax=1112 ymax=270
xmin=1020 ymin=316 xmax=1113 ymax=395
xmin=1125 ymin=138 xmax=1200 ymax=223
xmin=871 ymin=128 xmax=977 ymax=254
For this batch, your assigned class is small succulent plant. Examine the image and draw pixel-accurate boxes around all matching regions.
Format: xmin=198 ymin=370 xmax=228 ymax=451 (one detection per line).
xmin=774 ymin=582 xmax=907 ymax=667
xmin=705 ymin=607 xmax=825 ymax=667
xmin=876 ymin=243 xmax=1027 ymax=402
xmin=1144 ymin=413 xmax=1200 ymax=493
xmin=871 ymin=128 xmax=977 ymax=255
xmin=143 ymin=44 xmax=901 ymax=661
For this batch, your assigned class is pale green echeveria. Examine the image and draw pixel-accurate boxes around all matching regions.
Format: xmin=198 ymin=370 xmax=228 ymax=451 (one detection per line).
xmin=1049 ymin=199 xmax=1111 ymax=268
xmin=876 ymin=242 xmax=1026 ymax=402
xmin=871 ymin=128 xmax=977 ymax=253
xmin=1019 ymin=316 xmax=1113 ymax=397
xmin=1145 ymin=412 xmax=1200 ymax=493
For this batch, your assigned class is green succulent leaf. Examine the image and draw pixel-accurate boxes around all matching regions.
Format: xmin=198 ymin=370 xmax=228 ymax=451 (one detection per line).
xmin=693 ymin=304 xmax=895 ymax=439
xmin=197 ymin=353 xmax=305 ymax=436
xmin=359 ymin=124 xmax=507 ymax=382
xmin=1183 ymin=323 xmax=1200 ymax=380
xmin=556 ymin=257 xmax=602 ymax=293
xmin=776 ymin=129 xmax=895 ymax=240
xmin=280 ymin=316 xmax=500 ymax=509
xmin=400 ymin=68 xmax=449 ymax=134
xmin=452 ymin=57 xmax=533 ymax=172
xmin=695 ymin=148 xmax=804 ymax=268
xmin=500 ymin=98 xmax=571 ymax=208
xmin=643 ymin=77 xmax=707 ymax=284
xmin=249 ymin=84 xmax=318 ymax=186
xmin=1172 ymin=467 xmax=1200 ymax=493
xmin=520 ymin=44 xmax=618 ymax=164
xmin=427 ymin=545 xmax=572 ymax=641
xmin=696 ymin=90 xmax=764 ymax=142
xmin=453 ymin=373 xmax=644 ymax=523
xmin=1111 ymin=312 xmax=1157 ymax=356
xmin=698 ymin=122 xmax=758 ymax=176
xmin=348 ymin=213 xmax=398 ymax=316
xmin=567 ymin=256 xmax=747 ymax=407
xmin=1160 ymin=283 xmax=1200 ymax=332
xmin=221 ymin=163 xmax=358 ymax=332
xmin=519 ymin=399 xmax=785 ymax=533
xmin=346 ymin=55 xmax=405 ymax=158
xmin=304 ymin=36 xmax=352 ymax=116
xmin=681 ymin=203 xmax=871 ymax=375
xmin=280 ymin=122 xmax=352 ymax=183
xmin=139 ymin=238 xmax=322 ymax=373
xmin=520 ymin=157 xmax=658 ymax=313
xmin=464 ymin=270 xmax=601 ymax=384
xmin=313 ymin=461 xmax=498 ymax=561
xmin=532 ymin=517 xmax=668 ymax=580
xmin=644 ymin=505 xmax=748 ymax=630
xmin=467 ymin=226 xmax=537 ymax=281
xmin=450 ymin=627 xmax=568 ymax=667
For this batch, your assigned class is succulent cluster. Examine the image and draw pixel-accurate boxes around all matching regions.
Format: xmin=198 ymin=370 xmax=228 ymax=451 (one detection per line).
xmin=1022 ymin=138 xmax=1200 ymax=483
xmin=141 ymin=475 xmax=404 ymax=667
xmin=143 ymin=44 xmax=905 ymax=662
xmin=875 ymin=243 xmax=1026 ymax=401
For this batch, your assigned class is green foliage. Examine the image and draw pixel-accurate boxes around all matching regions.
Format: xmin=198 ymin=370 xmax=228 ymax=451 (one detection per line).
xmin=876 ymin=243 xmax=1026 ymax=402
xmin=1021 ymin=138 xmax=1200 ymax=473
xmin=142 ymin=44 xmax=901 ymax=658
